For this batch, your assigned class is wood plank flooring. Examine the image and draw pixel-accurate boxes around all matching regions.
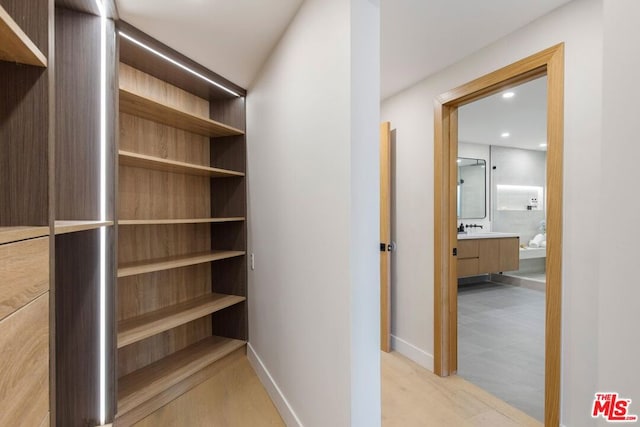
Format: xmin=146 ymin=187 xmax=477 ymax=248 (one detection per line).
xmin=382 ymin=351 xmax=542 ymax=427
xmin=130 ymin=350 xmax=541 ymax=426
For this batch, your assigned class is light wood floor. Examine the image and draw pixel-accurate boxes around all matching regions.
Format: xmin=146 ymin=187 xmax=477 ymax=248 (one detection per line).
xmin=133 ymin=350 xmax=542 ymax=426
xmin=382 ymin=351 xmax=542 ymax=427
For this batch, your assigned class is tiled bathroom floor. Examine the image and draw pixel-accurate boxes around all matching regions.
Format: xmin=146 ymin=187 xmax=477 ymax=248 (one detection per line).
xmin=457 ymin=281 xmax=545 ymax=421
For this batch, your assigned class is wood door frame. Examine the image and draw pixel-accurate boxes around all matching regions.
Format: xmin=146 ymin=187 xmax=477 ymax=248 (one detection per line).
xmin=433 ymin=44 xmax=564 ymax=427
xmin=380 ymin=122 xmax=392 ymax=352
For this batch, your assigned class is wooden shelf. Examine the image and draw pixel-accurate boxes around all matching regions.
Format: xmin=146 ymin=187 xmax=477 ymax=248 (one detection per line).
xmin=0 ymin=226 xmax=49 ymax=245
xmin=119 ymin=150 xmax=244 ymax=178
xmin=118 ymin=250 xmax=245 ymax=278
xmin=54 ymin=220 xmax=114 ymax=235
xmin=119 ymin=217 xmax=245 ymax=225
xmin=0 ymin=4 xmax=47 ymax=67
xmin=118 ymin=336 xmax=246 ymax=415
xmin=118 ymin=293 xmax=245 ymax=348
xmin=119 ymin=89 xmax=244 ymax=138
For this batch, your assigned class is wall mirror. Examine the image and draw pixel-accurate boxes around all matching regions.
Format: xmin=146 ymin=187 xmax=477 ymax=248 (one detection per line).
xmin=457 ymin=157 xmax=486 ymax=219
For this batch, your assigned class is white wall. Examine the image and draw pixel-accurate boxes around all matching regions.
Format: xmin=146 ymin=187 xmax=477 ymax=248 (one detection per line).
xmin=246 ymin=0 xmax=380 ymax=425
xmin=381 ymin=0 xmax=603 ymax=425
xmin=598 ymin=0 xmax=640 ymax=423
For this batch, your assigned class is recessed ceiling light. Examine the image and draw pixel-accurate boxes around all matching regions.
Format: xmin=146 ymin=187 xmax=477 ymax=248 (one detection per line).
xmin=501 ymin=132 xmax=510 ymax=138
xmin=502 ymin=91 xmax=515 ymax=99
xmin=457 ymin=159 xmax=461 ymax=163
xmin=539 ymin=143 xmax=547 ymax=147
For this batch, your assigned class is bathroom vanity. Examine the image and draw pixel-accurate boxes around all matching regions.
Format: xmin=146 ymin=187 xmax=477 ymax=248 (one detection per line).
xmin=457 ymin=233 xmax=519 ymax=277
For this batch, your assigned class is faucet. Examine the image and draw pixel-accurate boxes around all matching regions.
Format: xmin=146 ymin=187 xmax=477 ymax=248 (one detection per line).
xmin=467 ymin=224 xmax=483 ymax=229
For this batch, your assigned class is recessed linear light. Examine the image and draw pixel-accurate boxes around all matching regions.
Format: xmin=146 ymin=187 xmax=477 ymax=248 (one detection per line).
xmin=502 ymin=91 xmax=515 ymax=99
xmin=95 ymin=0 xmax=107 ymax=425
xmin=539 ymin=143 xmax=548 ymax=147
xmin=501 ymin=132 xmax=510 ymax=138
xmin=118 ymin=31 xmax=241 ymax=97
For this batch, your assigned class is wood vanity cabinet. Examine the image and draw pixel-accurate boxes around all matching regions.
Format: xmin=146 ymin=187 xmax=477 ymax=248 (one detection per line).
xmin=457 ymin=237 xmax=519 ymax=277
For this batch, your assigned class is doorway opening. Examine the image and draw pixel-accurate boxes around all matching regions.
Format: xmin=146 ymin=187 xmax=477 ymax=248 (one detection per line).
xmin=433 ymin=44 xmax=564 ymax=427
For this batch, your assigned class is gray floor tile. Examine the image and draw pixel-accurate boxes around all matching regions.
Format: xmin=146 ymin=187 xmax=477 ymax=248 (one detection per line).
xmin=457 ymin=281 xmax=545 ymax=421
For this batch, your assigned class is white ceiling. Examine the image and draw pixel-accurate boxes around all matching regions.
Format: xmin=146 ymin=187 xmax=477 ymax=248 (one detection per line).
xmin=116 ymin=0 xmax=304 ymax=89
xmin=116 ymin=0 xmax=571 ymax=96
xmin=381 ymin=0 xmax=572 ymax=99
xmin=459 ymin=76 xmax=547 ymax=151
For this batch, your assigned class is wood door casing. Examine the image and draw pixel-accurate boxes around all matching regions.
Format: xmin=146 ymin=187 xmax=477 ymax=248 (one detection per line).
xmin=434 ymin=44 xmax=564 ymax=426
xmin=380 ymin=122 xmax=391 ymax=352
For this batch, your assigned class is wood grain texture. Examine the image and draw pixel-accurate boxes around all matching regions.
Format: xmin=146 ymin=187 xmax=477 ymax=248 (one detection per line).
xmin=119 ymin=62 xmax=209 ymax=117
xmin=119 ymin=112 xmax=210 ymax=166
xmin=499 ymin=237 xmax=520 ymax=272
xmin=55 ymin=7 xmax=117 ymax=221
xmin=478 ymin=239 xmax=501 ymax=273
xmin=119 ymin=150 xmax=244 ymax=178
xmin=544 ymin=43 xmax=564 ymax=427
xmin=457 ymin=239 xmax=478 ymax=259
xmin=119 ymin=217 xmax=244 ymax=225
xmin=433 ymin=44 xmax=564 ymax=427
xmin=0 ymin=3 xmax=47 ymax=66
xmin=117 ymin=319 xmax=211 ymax=378
xmin=120 ymin=88 xmax=243 ymax=138
xmin=0 ymin=293 xmax=49 ymax=427
xmin=118 ymin=293 xmax=246 ymax=348
xmin=118 ymin=250 xmax=245 ymax=278
xmin=380 ymin=122 xmax=391 ymax=353
xmin=382 ymin=351 xmax=541 ymax=427
xmin=127 ymin=349 xmax=284 ymax=427
xmin=56 ymin=228 xmax=116 ymax=426
xmin=0 ymin=236 xmax=48 ymax=320
xmin=0 ymin=56 xmax=49 ymax=226
xmin=116 ymin=347 xmax=248 ymax=427
xmin=0 ymin=0 xmax=48 ymax=55
xmin=118 ymin=166 xmax=211 ymax=220
xmin=117 ymin=22 xmax=246 ymax=101
xmin=0 ymin=226 xmax=48 ymax=244
xmin=54 ymin=220 xmax=113 ymax=234
xmin=457 ymin=259 xmax=480 ymax=278
xmin=118 ymin=337 xmax=246 ymax=415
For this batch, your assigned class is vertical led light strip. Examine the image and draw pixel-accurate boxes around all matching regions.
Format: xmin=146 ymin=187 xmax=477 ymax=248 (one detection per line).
xmin=95 ymin=0 xmax=108 ymax=425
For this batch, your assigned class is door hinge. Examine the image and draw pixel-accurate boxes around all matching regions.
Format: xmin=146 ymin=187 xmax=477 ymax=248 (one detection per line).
xmin=452 ymin=247 xmax=457 ymax=256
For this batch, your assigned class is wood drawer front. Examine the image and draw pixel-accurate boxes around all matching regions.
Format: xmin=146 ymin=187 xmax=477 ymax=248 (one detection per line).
xmin=0 ymin=237 xmax=49 ymax=321
xmin=458 ymin=258 xmax=480 ymax=277
xmin=457 ymin=240 xmax=479 ymax=259
xmin=499 ymin=237 xmax=520 ymax=271
xmin=0 ymin=293 xmax=49 ymax=427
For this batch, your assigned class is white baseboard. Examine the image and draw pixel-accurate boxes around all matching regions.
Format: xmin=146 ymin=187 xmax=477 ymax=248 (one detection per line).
xmin=247 ymin=343 xmax=304 ymax=427
xmin=390 ymin=334 xmax=434 ymax=372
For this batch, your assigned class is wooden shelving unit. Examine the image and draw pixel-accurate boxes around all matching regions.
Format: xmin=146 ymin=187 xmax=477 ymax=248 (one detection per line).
xmin=119 ymin=150 xmax=244 ymax=178
xmin=116 ymin=45 xmax=248 ymax=424
xmin=118 ymin=336 xmax=246 ymax=415
xmin=119 ymin=217 xmax=244 ymax=225
xmin=117 ymin=250 xmax=245 ymax=278
xmin=54 ymin=220 xmax=114 ymax=235
xmin=118 ymin=293 xmax=246 ymax=348
xmin=119 ymin=88 xmax=244 ymax=138
xmin=0 ymin=4 xmax=47 ymax=67
xmin=0 ymin=226 xmax=49 ymax=245
xmin=0 ymin=1 xmax=51 ymax=425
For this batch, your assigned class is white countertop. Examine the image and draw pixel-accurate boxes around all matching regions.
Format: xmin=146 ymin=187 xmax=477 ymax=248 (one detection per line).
xmin=457 ymin=232 xmax=519 ymax=240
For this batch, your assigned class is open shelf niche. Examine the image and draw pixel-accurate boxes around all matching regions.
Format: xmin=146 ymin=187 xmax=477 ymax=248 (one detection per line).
xmin=115 ymin=25 xmax=248 ymax=425
xmin=0 ymin=0 xmax=51 ymax=425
